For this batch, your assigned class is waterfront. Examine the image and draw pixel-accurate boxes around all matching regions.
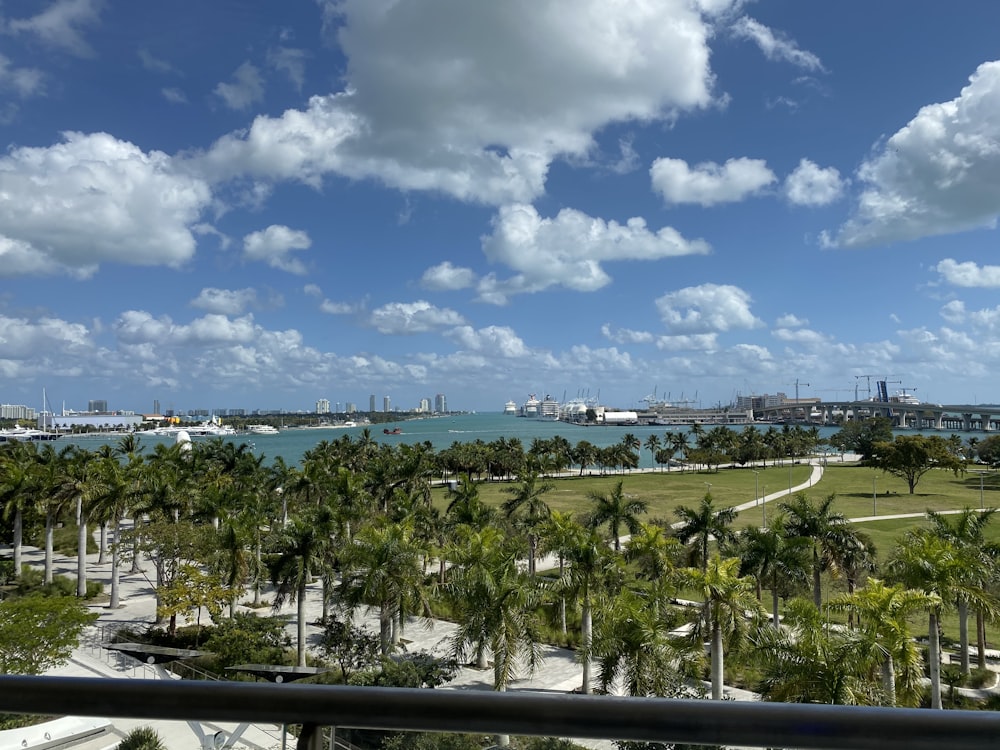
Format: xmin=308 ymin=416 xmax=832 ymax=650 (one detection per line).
xmin=56 ymin=413 xmax=987 ymax=470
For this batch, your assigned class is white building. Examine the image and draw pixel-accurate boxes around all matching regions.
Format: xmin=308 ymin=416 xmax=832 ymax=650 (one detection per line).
xmin=316 ymin=398 xmax=330 ymax=414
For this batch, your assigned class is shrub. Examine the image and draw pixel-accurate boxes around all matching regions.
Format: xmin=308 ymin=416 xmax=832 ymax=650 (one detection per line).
xmin=117 ymin=726 xmax=166 ymax=750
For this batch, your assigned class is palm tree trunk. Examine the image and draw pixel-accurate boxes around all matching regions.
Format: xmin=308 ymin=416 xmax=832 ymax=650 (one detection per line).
xmin=379 ymin=605 xmax=392 ymax=656
xmin=109 ymin=517 xmax=121 ymax=608
xmin=77 ymin=509 xmax=88 ymax=597
xmin=977 ymin=610 xmax=986 ymax=669
xmin=770 ymin=577 xmax=781 ymax=629
xmin=253 ymin=542 xmax=262 ymax=607
xmin=98 ymin=521 xmax=108 ymax=564
xmin=958 ymin=599 xmax=970 ymax=676
xmin=581 ymin=597 xmax=593 ymax=694
xmin=44 ymin=510 xmax=54 ymax=585
xmin=12 ymin=508 xmax=22 ymax=578
xmin=130 ymin=517 xmax=142 ymax=574
xmin=711 ymin=621 xmax=724 ymax=700
xmin=812 ymin=549 xmax=822 ymax=609
xmin=929 ymin=610 xmax=942 ymax=710
xmin=297 ymin=583 xmax=307 ymax=667
xmin=882 ymin=654 xmax=896 ymax=707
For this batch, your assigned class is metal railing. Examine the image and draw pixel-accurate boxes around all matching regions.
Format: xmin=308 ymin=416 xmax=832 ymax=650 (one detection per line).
xmin=2 ymin=676 xmax=1000 ymax=750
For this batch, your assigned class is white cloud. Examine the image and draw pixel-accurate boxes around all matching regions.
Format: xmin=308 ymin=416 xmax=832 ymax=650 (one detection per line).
xmin=775 ymin=313 xmax=808 ymax=328
xmin=655 ymin=333 xmax=718 ymax=351
xmin=114 ymin=311 xmax=258 ymax=346
xmin=420 ymin=261 xmax=477 ymax=291
xmin=162 ymin=87 xmax=187 ymax=104
xmin=0 ymin=131 xmax=211 ymax=277
xmin=655 ymin=283 xmax=763 ymax=334
xmin=940 ymin=300 xmax=966 ymax=324
xmin=601 ymin=324 xmax=654 ymax=345
xmin=196 ymin=0 xmax=731 ymax=204
xmin=138 ymin=49 xmax=176 ymax=75
xmin=0 ymin=314 xmax=94 ymax=359
xmin=477 ymin=204 xmax=710 ymax=303
xmin=784 ymin=159 xmax=845 ymax=206
xmin=650 ymin=157 xmax=776 ymax=206
xmin=190 ymin=288 xmax=258 ymax=315
xmin=367 ymin=301 xmax=465 ymax=334
xmin=834 ymin=61 xmax=1000 ymax=247
xmin=7 ymin=0 xmax=103 ymax=57
xmin=445 ymin=325 xmax=528 ymax=357
xmin=320 ymin=299 xmax=356 ymax=315
xmin=243 ymin=225 xmax=311 ymax=275
xmin=0 ymin=54 xmax=44 ymax=96
xmin=303 ymin=284 xmax=322 ymax=297
xmin=935 ymin=258 xmax=1000 ymax=288
xmin=772 ymin=327 xmax=828 ymax=345
xmin=730 ymin=16 xmax=824 ymax=72
xmin=214 ymin=62 xmax=265 ymax=111
xmin=267 ymin=46 xmax=307 ymax=91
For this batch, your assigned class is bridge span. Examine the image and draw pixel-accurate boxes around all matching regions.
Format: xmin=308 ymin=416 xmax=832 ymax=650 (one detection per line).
xmin=754 ymin=401 xmax=1000 ymax=432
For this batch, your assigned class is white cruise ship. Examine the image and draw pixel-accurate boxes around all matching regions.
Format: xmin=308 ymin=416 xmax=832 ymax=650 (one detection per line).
xmin=537 ymin=395 xmax=560 ymax=421
xmin=503 ymin=400 xmax=518 ymax=415
xmin=521 ymin=394 xmax=541 ymax=418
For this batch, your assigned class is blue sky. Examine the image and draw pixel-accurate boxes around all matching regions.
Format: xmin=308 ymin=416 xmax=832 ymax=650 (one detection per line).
xmin=3 ymin=1 xmax=1000 ymax=415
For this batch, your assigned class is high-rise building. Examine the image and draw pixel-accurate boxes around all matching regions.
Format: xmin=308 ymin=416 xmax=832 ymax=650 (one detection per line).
xmin=369 ymin=394 xmax=376 ymax=412
xmin=316 ymin=399 xmax=330 ymax=414
xmin=88 ymin=400 xmax=108 ymax=413
xmin=153 ymin=399 xmax=160 ymax=415
xmin=346 ymin=402 xmax=356 ymax=413
xmin=419 ymin=398 xmax=431 ymax=413
xmin=435 ymin=393 xmax=447 ymax=413
xmin=383 ymin=395 xmax=391 ymax=413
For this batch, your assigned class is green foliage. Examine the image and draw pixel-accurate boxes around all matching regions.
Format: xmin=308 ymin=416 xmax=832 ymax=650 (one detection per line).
xmin=0 ymin=595 xmax=97 ymax=674
xmin=10 ymin=566 xmax=103 ymax=600
xmin=0 ymin=559 xmax=15 ymax=585
xmin=350 ymin=652 xmax=459 ymax=689
xmin=829 ymin=417 xmax=893 ymax=461
xmin=117 ymin=726 xmax=167 ymax=750
xmin=319 ymin=615 xmax=380 ymax=681
xmin=31 ymin=523 xmax=98 ymax=556
xmin=871 ymin=434 xmax=966 ymax=494
xmin=204 ymin=613 xmax=292 ymax=670
xmin=380 ymin=731 xmax=490 ymax=750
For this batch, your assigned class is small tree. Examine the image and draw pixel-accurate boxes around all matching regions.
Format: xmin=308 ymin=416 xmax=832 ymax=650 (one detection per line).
xmin=117 ymin=727 xmax=166 ymax=750
xmin=871 ymin=435 xmax=966 ymax=494
xmin=318 ymin=615 xmax=381 ymax=681
xmin=0 ymin=595 xmax=97 ymax=674
xmin=158 ymin=564 xmax=229 ymax=646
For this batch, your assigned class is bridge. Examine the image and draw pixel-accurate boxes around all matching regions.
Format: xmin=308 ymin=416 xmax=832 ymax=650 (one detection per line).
xmin=753 ymin=401 xmax=1000 ymax=432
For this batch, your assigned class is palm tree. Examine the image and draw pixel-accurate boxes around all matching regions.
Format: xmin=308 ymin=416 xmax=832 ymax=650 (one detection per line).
xmin=501 ymin=472 xmax=553 ymax=575
xmin=827 ymin=579 xmax=934 ymax=706
xmin=86 ymin=446 xmax=133 ymax=609
xmin=340 ymin=519 xmax=431 ymax=654
xmin=270 ymin=508 xmax=335 ymax=666
xmin=780 ymin=492 xmax=855 ymax=609
xmin=643 ymin=434 xmax=661 ymax=471
xmin=752 ymin=597 xmax=881 ymax=705
xmin=0 ymin=440 xmax=39 ymax=579
xmin=886 ymin=529 xmax=999 ymax=709
xmin=926 ymin=507 xmax=998 ymax=674
xmin=586 ymin=480 xmax=647 ymax=552
xmin=539 ymin=511 xmax=584 ymax=634
xmin=673 ymin=492 xmax=736 ymax=573
xmin=445 ymin=475 xmax=493 ymax=531
xmin=447 ymin=526 xmax=544 ymax=691
xmin=734 ymin=519 xmax=810 ymax=628
xmin=679 ymin=555 xmax=764 ymax=699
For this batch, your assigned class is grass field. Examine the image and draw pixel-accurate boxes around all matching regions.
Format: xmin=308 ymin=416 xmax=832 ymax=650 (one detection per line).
xmin=430 ymin=459 xmax=1000 ymax=646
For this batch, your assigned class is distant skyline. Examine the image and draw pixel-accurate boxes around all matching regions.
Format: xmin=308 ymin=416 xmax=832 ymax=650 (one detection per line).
xmin=3 ymin=2 xmax=1000 ymax=413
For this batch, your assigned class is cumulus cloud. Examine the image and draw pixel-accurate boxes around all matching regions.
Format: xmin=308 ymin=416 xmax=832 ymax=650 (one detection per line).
xmin=367 ymin=301 xmax=465 ymax=334
xmin=243 ymin=225 xmax=310 ymax=274
xmin=601 ymin=324 xmax=655 ymax=345
xmin=0 ymin=314 xmax=94 ymax=360
xmin=267 ymin=46 xmax=307 ymax=91
xmin=775 ymin=313 xmax=808 ymax=328
xmin=730 ymin=16 xmax=824 ymax=71
xmin=833 ymin=61 xmax=1000 ymax=247
xmin=320 ymin=299 xmax=356 ymax=315
xmin=0 ymin=54 xmax=44 ymax=96
xmin=940 ymin=300 xmax=966 ymax=324
xmin=162 ymin=87 xmax=187 ymax=104
xmin=650 ymin=157 xmax=776 ymax=206
xmin=784 ymin=159 xmax=846 ymax=206
xmin=0 ymin=131 xmax=211 ymax=277
xmin=7 ymin=0 xmax=103 ymax=57
xmin=214 ymin=62 xmax=265 ymax=110
xmin=190 ymin=288 xmax=258 ymax=315
xmin=772 ymin=327 xmax=828 ymax=345
xmin=420 ymin=261 xmax=477 ymax=291
xmin=655 ymin=333 xmax=718 ymax=351
xmin=655 ymin=283 xmax=763 ymax=334
xmin=137 ymin=49 xmax=176 ymax=75
xmin=477 ymin=204 xmax=710 ymax=303
xmin=194 ymin=0 xmax=733 ymax=203
xmin=114 ymin=311 xmax=258 ymax=347
xmin=445 ymin=325 xmax=528 ymax=357
xmin=935 ymin=258 xmax=1000 ymax=287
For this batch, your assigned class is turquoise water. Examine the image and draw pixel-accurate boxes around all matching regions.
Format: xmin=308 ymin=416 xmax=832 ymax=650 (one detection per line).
xmin=59 ymin=414 xmax=977 ymax=469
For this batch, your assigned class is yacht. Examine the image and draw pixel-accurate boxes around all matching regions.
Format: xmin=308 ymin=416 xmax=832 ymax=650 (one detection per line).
xmin=0 ymin=424 xmax=60 ymax=443
xmin=246 ymin=424 xmax=280 ymax=435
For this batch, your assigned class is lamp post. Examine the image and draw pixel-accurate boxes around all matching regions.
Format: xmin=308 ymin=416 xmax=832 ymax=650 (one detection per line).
xmin=762 ymin=487 xmax=767 ymax=528
xmin=872 ymin=475 xmax=877 ymax=516
xmin=704 ymin=482 xmax=712 ymax=496
xmin=977 ymin=471 xmax=985 ymax=510
xmin=788 ymin=465 xmax=793 ymax=497
xmin=753 ymin=470 xmax=763 ymax=527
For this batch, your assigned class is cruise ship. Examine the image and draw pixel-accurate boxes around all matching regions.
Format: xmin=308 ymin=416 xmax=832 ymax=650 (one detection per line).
xmin=538 ymin=395 xmax=560 ymax=421
xmin=503 ymin=400 xmax=518 ymax=415
xmin=521 ymin=394 xmax=541 ymax=418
